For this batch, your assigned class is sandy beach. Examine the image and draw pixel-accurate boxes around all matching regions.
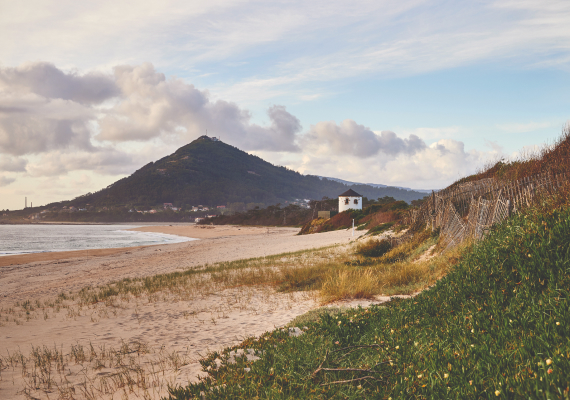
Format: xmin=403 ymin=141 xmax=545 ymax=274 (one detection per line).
xmin=0 ymin=225 xmax=362 ymax=303
xmin=0 ymin=225 xmax=386 ymax=399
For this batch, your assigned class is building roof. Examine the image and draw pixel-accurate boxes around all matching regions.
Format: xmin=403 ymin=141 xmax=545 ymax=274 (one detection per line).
xmin=339 ymin=188 xmax=362 ymax=197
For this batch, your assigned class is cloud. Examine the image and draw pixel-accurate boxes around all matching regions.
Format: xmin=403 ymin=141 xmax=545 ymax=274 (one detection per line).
xmin=289 ymin=137 xmax=490 ymax=190
xmin=0 ymin=107 xmax=95 ymax=155
xmin=0 ymin=176 xmax=15 ymax=187
xmin=0 ymin=156 xmax=27 ymax=172
xmin=244 ymin=105 xmax=301 ymax=152
xmin=0 ymin=61 xmax=489 ymax=207
xmin=0 ymin=62 xmax=300 ymax=163
xmin=25 ymin=148 xmax=143 ymax=177
xmin=0 ymin=63 xmax=109 ymax=156
xmin=300 ymin=119 xmax=426 ymax=158
xmin=97 ymin=63 xmax=300 ymax=151
xmin=0 ymin=62 xmax=118 ymax=104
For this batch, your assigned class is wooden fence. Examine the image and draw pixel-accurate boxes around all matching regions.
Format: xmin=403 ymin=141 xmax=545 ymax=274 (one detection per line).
xmin=407 ymin=172 xmax=568 ymax=252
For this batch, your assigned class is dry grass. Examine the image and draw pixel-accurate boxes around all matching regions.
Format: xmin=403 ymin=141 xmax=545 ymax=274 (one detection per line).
xmin=355 ymin=238 xmax=391 ymax=258
xmin=456 ymin=124 xmax=570 ymax=185
xmin=1 ymin=229 xmax=468 ymax=327
xmin=1 ymin=339 xmax=190 ymax=400
xmin=319 ymin=238 xmax=470 ymax=303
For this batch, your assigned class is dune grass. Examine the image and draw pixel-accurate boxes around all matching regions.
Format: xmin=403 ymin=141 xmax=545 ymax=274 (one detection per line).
xmin=165 ymin=192 xmax=570 ymax=399
xmin=3 ymin=232 xmax=459 ymax=340
xmin=2 ymin=227 xmax=453 ymax=329
xmin=1 ymin=338 xmax=190 ymax=399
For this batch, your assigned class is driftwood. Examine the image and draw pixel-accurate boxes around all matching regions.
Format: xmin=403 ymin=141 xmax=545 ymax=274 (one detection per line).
xmin=310 ymin=346 xmax=388 ymax=386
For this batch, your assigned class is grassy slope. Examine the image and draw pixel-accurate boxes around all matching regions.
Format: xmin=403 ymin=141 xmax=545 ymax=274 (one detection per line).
xmin=167 ymin=197 xmax=570 ymax=399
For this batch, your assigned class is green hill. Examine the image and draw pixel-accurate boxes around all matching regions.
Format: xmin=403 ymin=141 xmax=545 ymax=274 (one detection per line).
xmin=71 ymin=136 xmax=426 ymax=208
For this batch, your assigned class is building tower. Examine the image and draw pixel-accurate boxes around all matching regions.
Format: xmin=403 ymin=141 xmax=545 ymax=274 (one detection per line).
xmin=338 ymin=189 xmax=363 ymax=212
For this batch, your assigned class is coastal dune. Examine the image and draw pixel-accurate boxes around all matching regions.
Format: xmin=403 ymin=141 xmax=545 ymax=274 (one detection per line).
xmin=0 ymin=225 xmax=369 ymax=399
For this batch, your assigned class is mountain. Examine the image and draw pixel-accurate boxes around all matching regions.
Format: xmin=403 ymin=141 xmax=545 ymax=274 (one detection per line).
xmin=71 ymin=136 xmax=428 ymax=208
xmin=318 ymin=176 xmax=433 ymax=193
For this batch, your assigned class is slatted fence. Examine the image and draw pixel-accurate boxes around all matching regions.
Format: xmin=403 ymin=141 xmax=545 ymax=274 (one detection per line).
xmin=407 ymin=172 xmax=568 ymax=252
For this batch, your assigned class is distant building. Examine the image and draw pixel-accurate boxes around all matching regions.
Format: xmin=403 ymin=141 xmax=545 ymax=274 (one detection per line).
xmin=195 ymin=217 xmax=204 ymax=222
xmin=202 ymin=207 xmax=209 ymax=211
xmin=198 ymin=135 xmax=221 ymax=142
xmin=163 ymin=203 xmax=174 ymax=209
xmin=191 ymin=206 xmax=199 ymax=212
xmin=149 ymin=209 xmax=157 ymax=214
xmin=206 ymin=214 xmax=216 ymax=218
xmin=217 ymin=205 xmax=226 ymax=209
xmin=338 ymin=189 xmax=363 ymax=212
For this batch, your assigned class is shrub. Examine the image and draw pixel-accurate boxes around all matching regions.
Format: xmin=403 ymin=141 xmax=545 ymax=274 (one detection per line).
xmin=355 ymin=238 xmax=392 ymax=257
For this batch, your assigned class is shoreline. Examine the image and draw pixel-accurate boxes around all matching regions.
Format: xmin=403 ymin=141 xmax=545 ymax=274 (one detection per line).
xmin=0 ymin=225 xmax=363 ymax=305
xmin=0 ymin=220 xmax=199 ymax=225
xmin=0 ymin=245 xmax=154 ymax=267
xmin=0 ymin=224 xmax=293 ymax=266
xmin=0 ymin=225 xmax=371 ymax=399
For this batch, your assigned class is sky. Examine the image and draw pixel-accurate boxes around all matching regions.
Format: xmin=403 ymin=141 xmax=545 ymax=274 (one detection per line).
xmin=1 ymin=0 xmax=570 ymax=210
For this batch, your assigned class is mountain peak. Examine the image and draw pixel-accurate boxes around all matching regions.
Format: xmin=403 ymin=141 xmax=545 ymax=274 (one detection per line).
xmin=71 ymin=139 xmax=427 ymax=208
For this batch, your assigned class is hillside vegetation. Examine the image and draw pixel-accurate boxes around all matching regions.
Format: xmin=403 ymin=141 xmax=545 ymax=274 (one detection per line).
xmin=166 ymin=130 xmax=570 ymax=399
xmin=202 ymin=196 xmax=413 ymax=229
xmin=454 ymin=128 xmax=570 ymax=185
xmin=299 ymin=199 xmax=412 ymax=235
xmin=167 ymin=183 xmax=570 ymax=400
xmin=67 ymin=137 xmax=426 ymax=209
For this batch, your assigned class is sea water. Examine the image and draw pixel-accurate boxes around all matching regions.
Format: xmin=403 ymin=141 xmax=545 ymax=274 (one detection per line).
xmin=0 ymin=224 xmax=196 ymax=256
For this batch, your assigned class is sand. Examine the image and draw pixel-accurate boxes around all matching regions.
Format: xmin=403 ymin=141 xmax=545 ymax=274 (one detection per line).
xmin=0 ymin=224 xmax=399 ymax=399
xmin=0 ymin=225 xmax=363 ymax=303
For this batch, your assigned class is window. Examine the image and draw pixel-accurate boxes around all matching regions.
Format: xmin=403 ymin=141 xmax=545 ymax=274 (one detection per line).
xmin=344 ymin=198 xmax=349 ymax=205
xmin=354 ymin=199 xmax=358 ymax=205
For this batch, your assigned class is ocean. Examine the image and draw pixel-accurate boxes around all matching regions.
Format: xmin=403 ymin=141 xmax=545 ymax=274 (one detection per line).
xmin=0 ymin=224 xmax=196 ymax=256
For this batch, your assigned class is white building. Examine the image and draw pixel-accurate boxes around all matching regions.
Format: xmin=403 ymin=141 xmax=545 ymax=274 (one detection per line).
xmin=338 ymin=189 xmax=363 ymax=212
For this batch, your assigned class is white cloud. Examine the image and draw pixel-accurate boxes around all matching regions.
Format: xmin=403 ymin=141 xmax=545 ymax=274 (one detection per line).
xmin=286 ymin=138 xmax=492 ymax=190
xmin=0 ymin=62 xmax=119 ymax=104
xmin=301 ymin=120 xmax=426 ymax=158
xmin=97 ymin=63 xmax=301 ymax=151
xmin=0 ymin=62 xmax=302 ymax=169
xmin=3 ymin=1 xmax=570 ymax=106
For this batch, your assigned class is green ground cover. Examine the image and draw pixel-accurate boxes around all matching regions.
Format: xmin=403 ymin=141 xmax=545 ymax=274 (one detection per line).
xmin=166 ymin=195 xmax=570 ymax=399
